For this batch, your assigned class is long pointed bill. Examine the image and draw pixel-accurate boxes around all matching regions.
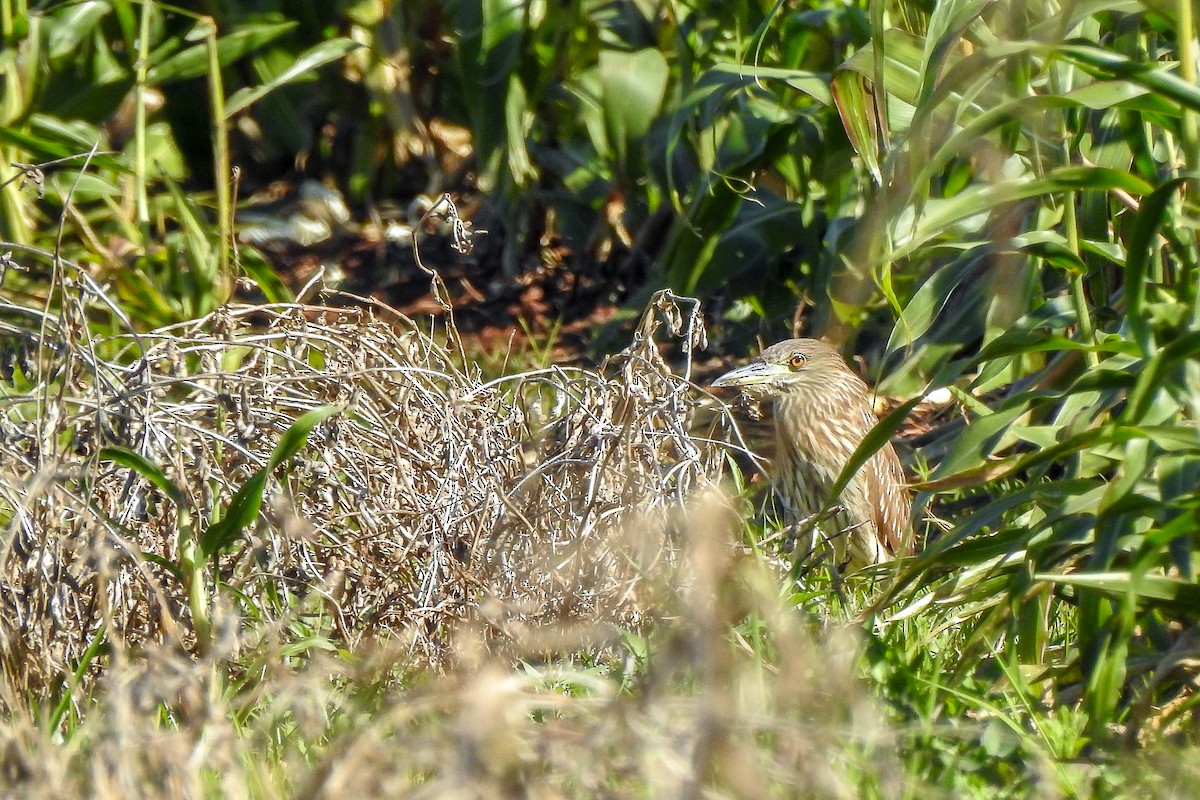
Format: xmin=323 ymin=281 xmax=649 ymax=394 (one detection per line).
xmin=711 ymin=360 xmax=788 ymax=388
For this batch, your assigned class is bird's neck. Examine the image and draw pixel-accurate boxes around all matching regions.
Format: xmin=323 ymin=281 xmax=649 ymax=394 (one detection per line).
xmin=773 ymin=372 xmax=875 ymax=460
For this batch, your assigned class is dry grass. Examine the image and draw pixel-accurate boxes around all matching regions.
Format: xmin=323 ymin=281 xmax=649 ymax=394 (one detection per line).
xmin=2 ymin=281 xmax=910 ymax=797
xmin=1 ymin=279 xmax=725 ymax=678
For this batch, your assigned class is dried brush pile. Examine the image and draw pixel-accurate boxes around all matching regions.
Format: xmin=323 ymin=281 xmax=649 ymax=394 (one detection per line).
xmin=1 ymin=268 xmax=915 ymax=799
xmin=1 ymin=282 xmax=737 ymax=699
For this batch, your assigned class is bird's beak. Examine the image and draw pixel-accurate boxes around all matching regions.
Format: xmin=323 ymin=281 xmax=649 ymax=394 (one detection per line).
xmin=711 ymin=360 xmax=786 ymax=388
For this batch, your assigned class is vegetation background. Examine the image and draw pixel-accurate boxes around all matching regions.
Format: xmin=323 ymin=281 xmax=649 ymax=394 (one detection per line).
xmin=2 ymin=0 xmax=1199 ymax=797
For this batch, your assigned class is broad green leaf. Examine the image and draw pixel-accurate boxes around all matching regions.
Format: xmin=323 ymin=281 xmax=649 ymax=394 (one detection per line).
xmin=0 ymin=124 xmax=110 ymax=169
xmin=238 ymin=245 xmax=294 ymax=304
xmin=265 ymin=405 xmax=342 ymax=469
xmin=835 ymin=28 xmax=1007 ymax=157
xmin=49 ymin=172 xmax=121 ymax=201
xmin=887 ymin=249 xmax=987 ymax=353
xmin=599 ymin=48 xmax=669 ymax=163
xmin=930 ymin=402 xmax=1030 ymax=480
xmin=844 ymin=27 xmax=926 ymax=107
xmin=504 ymin=76 xmax=535 ymax=186
xmin=832 ymin=63 xmax=883 ymax=182
xmin=1122 ymin=331 xmax=1200 ymax=424
xmin=976 ymin=332 xmax=1138 ymax=361
xmin=452 ymin=0 xmax=525 ymax=169
xmin=918 ymin=0 xmax=991 ymax=107
xmin=203 ymin=471 xmax=271 ymax=558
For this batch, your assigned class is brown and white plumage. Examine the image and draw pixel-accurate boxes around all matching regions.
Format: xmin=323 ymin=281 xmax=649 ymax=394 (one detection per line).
xmin=712 ymin=339 xmax=912 ymax=570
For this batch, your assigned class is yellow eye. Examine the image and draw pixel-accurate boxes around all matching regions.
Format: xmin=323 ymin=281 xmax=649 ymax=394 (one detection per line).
xmin=788 ymin=353 xmax=807 ymax=369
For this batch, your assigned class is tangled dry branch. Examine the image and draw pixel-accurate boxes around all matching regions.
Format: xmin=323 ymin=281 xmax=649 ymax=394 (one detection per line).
xmin=0 ymin=282 xmax=747 ymax=697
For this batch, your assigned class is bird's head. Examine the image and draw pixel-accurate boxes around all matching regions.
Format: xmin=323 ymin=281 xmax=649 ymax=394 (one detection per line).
xmin=711 ymin=338 xmax=849 ymax=397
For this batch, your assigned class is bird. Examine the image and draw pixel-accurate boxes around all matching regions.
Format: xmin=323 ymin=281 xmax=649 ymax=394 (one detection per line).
xmin=711 ymin=338 xmax=913 ymax=571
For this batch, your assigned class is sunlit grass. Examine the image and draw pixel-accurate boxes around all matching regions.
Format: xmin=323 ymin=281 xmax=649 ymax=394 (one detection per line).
xmin=3 ymin=0 xmax=1200 ymax=795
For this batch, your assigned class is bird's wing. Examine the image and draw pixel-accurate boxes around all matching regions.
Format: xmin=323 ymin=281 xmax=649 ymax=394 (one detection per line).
xmin=866 ymin=445 xmax=912 ymax=555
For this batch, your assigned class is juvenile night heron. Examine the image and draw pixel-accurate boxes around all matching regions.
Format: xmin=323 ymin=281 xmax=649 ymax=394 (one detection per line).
xmin=712 ymin=339 xmax=913 ymax=570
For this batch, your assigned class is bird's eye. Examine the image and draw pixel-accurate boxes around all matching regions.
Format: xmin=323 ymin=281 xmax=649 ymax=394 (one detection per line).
xmin=788 ymin=353 xmax=806 ymax=369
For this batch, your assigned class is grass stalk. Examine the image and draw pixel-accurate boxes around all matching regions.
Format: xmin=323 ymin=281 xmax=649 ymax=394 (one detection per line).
xmin=1178 ymin=0 xmax=1200 ymax=199
xmin=134 ymin=1 xmax=152 ymax=242
xmin=206 ymin=16 xmax=233 ymax=303
xmin=1050 ymin=62 xmax=1099 ymax=365
xmin=1176 ymin=0 xmax=1200 ymax=326
xmin=178 ymin=507 xmax=212 ymax=654
xmin=1065 ymin=194 xmax=1098 ymax=365
xmin=0 ymin=0 xmax=25 ymax=41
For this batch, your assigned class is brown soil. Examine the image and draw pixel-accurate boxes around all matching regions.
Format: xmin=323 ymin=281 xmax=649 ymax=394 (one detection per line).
xmin=253 ymin=222 xmax=630 ymax=365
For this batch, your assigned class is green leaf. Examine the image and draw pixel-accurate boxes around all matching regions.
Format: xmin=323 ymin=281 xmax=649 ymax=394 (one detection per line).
xmin=709 ymin=62 xmax=832 ymax=106
xmin=201 ymin=405 xmax=340 ymax=558
xmin=914 ymin=479 xmax=1099 ymax=564
xmin=886 ymin=249 xmax=987 ymax=353
xmin=238 ymin=245 xmax=294 ymax=304
xmin=1121 ymin=331 xmax=1200 ymax=424
xmin=267 ymin=405 xmax=342 ymax=469
xmin=203 ymin=472 xmax=270 ymax=558
xmin=598 ymin=48 xmax=669 ymax=163
xmin=146 ymin=20 xmax=298 ymax=85
xmin=1055 ymin=40 xmax=1200 ymax=114
xmin=0 ymin=116 xmax=125 ymax=173
xmin=918 ymin=0 xmax=991 ymax=108
xmin=1123 ymin=176 xmax=1190 ymax=356
xmin=930 ymin=402 xmax=1029 ymax=480
xmin=832 ymin=67 xmax=882 ymax=183
xmin=225 ymin=38 xmax=361 ymax=117
xmin=99 ymin=446 xmax=185 ymax=506
xmin=160 ymin=173 xmax=216 ymax=312
xmin=891 ymin=167 xmax=1154 ymax=261
xmin=47 ymin=1 xmax=111 ymax=61
xmin=504 ymin=75 xmax=535 ymax=185
xmin=1037 ymin=571 xmax=1200 ymax=610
